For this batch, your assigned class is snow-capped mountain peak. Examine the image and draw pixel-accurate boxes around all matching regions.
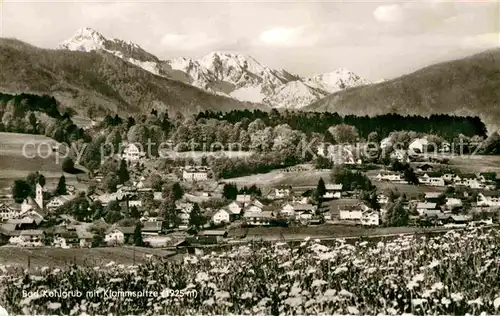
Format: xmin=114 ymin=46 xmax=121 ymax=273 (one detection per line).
xmin=59 ymin=27 xmax=373 ymax=109
xmin=59 ymin=27 xmax=106 ymax=52
xmin=304 ymin=68 xmax=371 ymax=93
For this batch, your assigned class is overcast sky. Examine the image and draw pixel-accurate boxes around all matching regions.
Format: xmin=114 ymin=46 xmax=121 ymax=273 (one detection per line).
xmin=1 ymin=0 xmax=499 ymax=80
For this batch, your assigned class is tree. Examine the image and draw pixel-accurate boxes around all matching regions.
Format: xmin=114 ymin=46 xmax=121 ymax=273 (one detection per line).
xmin=315 ymin=177 xmax=326 ymax=201
xmin=329 ymin=124 xmax=359 ymax=144
xmin=129 ymin=205 xmax=141 ymax=219
xmin=189 ymin=203 xmax=206 ymax=230
xmin=91 ymin=232 xmax=105 ymax=247
xmin=384 ymin=198 xmax=409 ymax=227
xmin=117 ymin=159 xmax=130 ymax=184
xmin=403 ymin=168 xmax=419 ymax=185
xmin=134 ymin=222 xmax=144 ymax=246
xmin=161 ymin=200 xmax=180 ymax=229
xmin=171 ymin=182 xmax=184 ymax=201
xmin=55 ymin=175 xmax=67 ymax=195
xmin=12 ymin=179 xmax=31 ymax=203
xmin=367 ymin=131 xmax=379 ymax=143
xmin=222 ymin=183 xmax=238 ymax=200
xmin=102 ymin=172 xmax=120 ymax=193
xmin=62 ymin=157 xmax=75 ymax=173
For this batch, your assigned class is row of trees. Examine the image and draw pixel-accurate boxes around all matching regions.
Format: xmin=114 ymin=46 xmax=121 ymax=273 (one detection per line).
xmin=197 ymin=109 xmax=488 ymax=140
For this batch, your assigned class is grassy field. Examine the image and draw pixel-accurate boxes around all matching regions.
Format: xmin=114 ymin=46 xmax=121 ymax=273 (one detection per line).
xmin=228 ymin=224 xmax=468 ymax=241
xmin=0 ymin=246 xmax=176 ymax=269
xmin=220 ymin=164 xmax=331 ymax=189
xmin=447 ymin=154 xmax=500 ymax=174
xmin=0 ymin=132 xmax=82 ymax=190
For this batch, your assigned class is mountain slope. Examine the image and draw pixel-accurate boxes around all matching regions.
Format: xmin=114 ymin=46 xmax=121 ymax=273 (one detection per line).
xmin=57 ymin=28 xmax=371 ymax=109
xmin=306 ymin=49 xmax=500 ymax=132
xmin=0 ymin=38 xmax=258 ymax=116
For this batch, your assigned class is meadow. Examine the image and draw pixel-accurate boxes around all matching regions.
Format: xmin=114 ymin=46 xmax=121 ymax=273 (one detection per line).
xmin=0 ymin=132 xmax=81 ymax=190
xmin=1 ymin=228 xmax=498 ymax=315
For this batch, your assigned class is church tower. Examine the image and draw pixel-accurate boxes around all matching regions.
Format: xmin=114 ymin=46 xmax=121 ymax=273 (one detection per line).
xmin=35 ymin=183 xmax=43 ymax=210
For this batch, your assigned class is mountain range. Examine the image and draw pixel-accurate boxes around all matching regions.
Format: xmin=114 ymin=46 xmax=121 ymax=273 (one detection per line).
xmin=306 ymin=48 xmax=500 ymax=133
xmin=59 ymin=27 xmax=371 ymax=109
xmin=1 ymin=27 xmax=500 ymax=133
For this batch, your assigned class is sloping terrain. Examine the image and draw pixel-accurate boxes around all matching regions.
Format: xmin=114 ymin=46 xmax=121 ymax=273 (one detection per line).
xmin=0 ymin=38 xmax=258 ymax=116
xmin=306 ymin=49 xmax=500 ymax=132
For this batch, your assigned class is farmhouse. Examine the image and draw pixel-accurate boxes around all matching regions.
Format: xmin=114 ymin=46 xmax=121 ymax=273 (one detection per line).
xmin=122 ymin=143 xmax=145 ymax=162
xmin=46 ymin=195 xmax=74 ymax=210
xmin=360 ymin=212 xmax=380 ymax=226
xmin=416 ymin=202 xmax=439 ymax=216
xmin=267 ymin=188 xmax=291 ymax=200
xmin=236 ymin=194 xmax=252 ymax=204
xmin=141 ymin=221 xmax=163 ymax=236
xmin=281 ymin=203 xmax=295 ymax=217
xmin=445 ymin=198 xmax=463 ymax=209
xmin=77 ymin=230 xmax=93 ymax=248
xmin=416 ymin=164 xmax=434 ymax=173
xmin=477 ymin=192 xmax=500 ymax=207
xmin=323 ymin=184 xmax=343 ymax=199
xmin=339 ymin=205 xmax=363 ymax=221
xmin=376 ymin=171 xmax=404 ymax=182
xmin=409 ymin=137 xmax=429 ymax=154
xmin=418 ymin=173 xmax=445 ymax=187
xmin=0 ymin=203 xmax=18 ymax=220
xmin=182 ymin=166 xmax=210 ymax=181
xmin=18 ymin=230 xmax=44 ymax=245
xmin=243 ymin=211 xmax=274 ymax=226
xmin=105 ymin=226 xmax=135 ymax=245
xmin=212 ymin=209 xmax=231 ymax=225
xmin=227 ymin=202 xmax=242 ymax=216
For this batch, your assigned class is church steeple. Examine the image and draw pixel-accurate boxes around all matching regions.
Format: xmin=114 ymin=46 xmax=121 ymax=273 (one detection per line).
xmin=35 ymin=182 xmax=43 ymax=210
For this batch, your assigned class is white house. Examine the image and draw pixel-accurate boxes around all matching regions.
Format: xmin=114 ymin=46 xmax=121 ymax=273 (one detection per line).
xmin=122 ymin=143 xmax=145 ymax=161
xmin=445 ymin=198 xmax=463 ymax=208
xmin=227 ymin=202 xmax=242 ymax=215
xmin=376 ymin=172 xmax=404 ymax=182
xmin=416 ymin=202 xmax=439 ymax=216
xmin=104 ymin=227 xmax=135 ymax=245
xmin=281 ymin=203 xmax=295 ymax=217
xmin=46 ymin=195 xmax=73 ymax=210
xmin=269 ymin=188 xmax=290 ymax=200
xmin=377 ymin=194 xmax=389 ymax=205
xmin=409 ymin=137 xmax=429 ymax=154
xmin=418 ymin=174 xmax=445 ymax=187
xmin=361 ymin=212 xmax=379 ymax=226
xmin=0 ymin=203 xmax=17 ymax=220
xmin=182 ymin=166 xmax=210 ymax=182
xmin=212 ymin=209 xmax=230 ymax=225
xmin=323 ymin=184 xmax=343 ymax=199
xmin=236 ymin=194 xmax=252 ymax=204
xmin=339 ymin=206 xmax=363 ymax=220
xmin=477 ymin=192 xmax=500 ymax=207
xmin=243 ymin=211 xmax=274 ymax=226
xmin=245 ymin=205 xmax=262 ymax=214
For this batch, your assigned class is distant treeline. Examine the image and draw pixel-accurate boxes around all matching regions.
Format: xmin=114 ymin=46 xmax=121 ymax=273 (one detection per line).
xmin=196 ymin=110 xmax=488 ymax=140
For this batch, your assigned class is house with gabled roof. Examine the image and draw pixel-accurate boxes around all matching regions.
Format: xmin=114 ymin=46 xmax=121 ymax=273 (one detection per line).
xmin=323 ymin=184 xmax=343 ymax=199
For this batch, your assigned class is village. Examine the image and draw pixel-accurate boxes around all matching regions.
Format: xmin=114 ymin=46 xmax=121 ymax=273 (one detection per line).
xmin=0 ymin=135 xmax=499 ymax=250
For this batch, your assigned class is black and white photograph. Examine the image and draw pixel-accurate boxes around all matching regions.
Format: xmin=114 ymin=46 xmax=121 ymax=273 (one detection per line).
xmin=0 ymin=0 xmax=500 ymax=315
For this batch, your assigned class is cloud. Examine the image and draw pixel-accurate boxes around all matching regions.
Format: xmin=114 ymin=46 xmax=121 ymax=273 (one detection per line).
xmin=461 ymin=32 xmax=500 ymax=48
xmin=258 ymin=26 xmax=319 ymax=47
xmin=160 ymin=32 xmax=222 ymax=50
xmin=372 ymin=1 xmax=460 ymax=32
xmin=373 ymin=4 xmax=405 ymax=23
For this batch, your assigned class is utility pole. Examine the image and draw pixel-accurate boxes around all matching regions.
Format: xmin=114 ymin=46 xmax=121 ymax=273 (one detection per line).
xmin=133 ymin=245 xmax=136 ymax=265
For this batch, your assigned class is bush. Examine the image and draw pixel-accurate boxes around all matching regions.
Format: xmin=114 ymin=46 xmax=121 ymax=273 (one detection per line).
xmin=62 ymin=157 xmax=75 ymax=173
